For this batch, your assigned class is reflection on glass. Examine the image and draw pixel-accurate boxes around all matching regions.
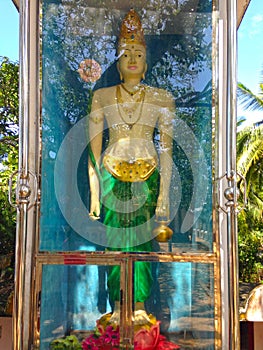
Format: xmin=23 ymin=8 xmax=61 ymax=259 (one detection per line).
xmin=40 ymin=264 xmax=114 ymax=348
xmin=146 ymin=262 xmax=215 ymax=349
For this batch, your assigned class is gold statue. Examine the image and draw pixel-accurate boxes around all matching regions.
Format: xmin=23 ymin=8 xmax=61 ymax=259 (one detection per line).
xmin=88 ymin=9 xmax=175 ymax=325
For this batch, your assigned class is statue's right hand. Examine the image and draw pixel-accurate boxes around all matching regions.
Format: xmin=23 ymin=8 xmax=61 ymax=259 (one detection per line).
xmin=89 ymin=195 xmax=100 ymax=220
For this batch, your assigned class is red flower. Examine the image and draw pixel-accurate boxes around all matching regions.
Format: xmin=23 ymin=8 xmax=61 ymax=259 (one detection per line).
xmin=156 ymin=335 xmax=180 ymax=350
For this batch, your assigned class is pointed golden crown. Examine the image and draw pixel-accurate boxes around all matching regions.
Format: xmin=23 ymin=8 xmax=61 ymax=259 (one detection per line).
xmin=118 ymin=9 xmax=146 ymax=48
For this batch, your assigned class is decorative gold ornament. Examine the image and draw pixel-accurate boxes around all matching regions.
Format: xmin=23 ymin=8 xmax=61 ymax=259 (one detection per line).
xmin=103 ymin=155 xmax=157 ymax=182
xmin=153 ymin=223 xmax=173 ymax=242
xmin=98 ymin=311 xmax=157 ymax=331
xmin=118 ymin=8 xmax=146 ymax=48
xmin=78 ymin=59 xmax=102 ymax=82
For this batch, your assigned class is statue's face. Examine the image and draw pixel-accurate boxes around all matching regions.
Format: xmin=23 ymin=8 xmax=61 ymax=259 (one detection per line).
xmin=118 ymin=43 xmax=147 ymax=81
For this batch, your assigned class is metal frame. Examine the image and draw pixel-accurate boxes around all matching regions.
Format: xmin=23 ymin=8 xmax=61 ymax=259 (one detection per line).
xmin=13 ymin=0 xmax=40 ymax=349
xmin=216 ymin=0 xmax=240 ymax=348
xmin=12 ymin=0 xmax=240 ymax=349
xmin=226 ymin=0 xmax=240 ymax=348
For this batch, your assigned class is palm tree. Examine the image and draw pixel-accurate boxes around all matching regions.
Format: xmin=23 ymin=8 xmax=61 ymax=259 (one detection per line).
xmin=237 ymin=76 xmax=263 ymax=282
xmin=237 ymin=72 xmax=263 ymax=214
xmin=237 ymin=125 xmax=263 ymax=218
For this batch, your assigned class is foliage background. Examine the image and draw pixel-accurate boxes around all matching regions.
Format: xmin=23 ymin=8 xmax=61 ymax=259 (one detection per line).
xmin=0 ymin=56 xmax=19 ymax=315
xmin=237 ymin=79 xmax=263 ymax=283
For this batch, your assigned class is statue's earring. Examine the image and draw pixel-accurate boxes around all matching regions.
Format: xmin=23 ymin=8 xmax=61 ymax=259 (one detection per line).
xmin=117 ymin=62 xmax=123 ymax=81
xmin=142 ymin=64 xmax=147 ymax=81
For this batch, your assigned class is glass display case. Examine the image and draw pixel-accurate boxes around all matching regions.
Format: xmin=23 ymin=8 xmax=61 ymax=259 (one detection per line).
xmin=13 ymin=0 xmax=240 ymax=349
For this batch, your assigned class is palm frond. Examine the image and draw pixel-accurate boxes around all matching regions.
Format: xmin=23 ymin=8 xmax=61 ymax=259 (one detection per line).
xmin=236 ymin=127 xmax=253 ymax=160
xmin=237 ymin=137 xmax=263 ymax=177
xmin=259 ymin=83 xmax=263 ymax=99
xmin=237 ymin=82 xmax=263 ymax=112
xmin=237 ymin=116 xmax=247 ymax=128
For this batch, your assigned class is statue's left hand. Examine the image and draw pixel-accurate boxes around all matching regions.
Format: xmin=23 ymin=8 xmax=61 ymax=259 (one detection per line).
xmin=155 ymin=195 xmax=170 ymax=222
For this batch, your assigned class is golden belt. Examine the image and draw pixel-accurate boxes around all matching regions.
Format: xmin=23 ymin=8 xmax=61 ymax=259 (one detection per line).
xmin=103 ymin=155 xmax=157 ymax=182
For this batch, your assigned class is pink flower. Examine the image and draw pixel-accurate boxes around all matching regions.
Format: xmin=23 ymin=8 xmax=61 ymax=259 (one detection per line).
xmin=83 ymin=322 xmax=120 ymax=349
xmin=134 ymin=322 xmax=160 ymax=350
xmin=82 ymin=334 xmax=101 ymax=350
xmin=102 ymin=326 xmax=120 ymax=346
xmin=100 ymin=345 xmax=115 ymax=350
xmin=134 ymin=322 xmax=180 ymax=350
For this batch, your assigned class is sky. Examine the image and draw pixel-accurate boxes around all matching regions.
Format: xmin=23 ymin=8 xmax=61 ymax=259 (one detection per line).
xmin=0 ymin=0 xmax=19 ymax=62
xmin=237 ymin=0 xmax=263 ymax=126
xmin=0 ymin=0 xmax=263 ymax=125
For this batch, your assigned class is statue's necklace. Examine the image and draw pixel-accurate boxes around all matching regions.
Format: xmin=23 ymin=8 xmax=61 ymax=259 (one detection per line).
xmin=116 ymin=84 xmax=145 ymax=129
xmin=121 ymin=83 xmax=142 ymax=96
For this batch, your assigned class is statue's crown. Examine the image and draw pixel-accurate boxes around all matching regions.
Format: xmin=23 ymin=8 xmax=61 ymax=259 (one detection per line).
xmin=118 ymin=9 xmax=146 ymax=48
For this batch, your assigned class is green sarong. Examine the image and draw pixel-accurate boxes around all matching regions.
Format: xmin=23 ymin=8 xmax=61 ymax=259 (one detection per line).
xmin=100 ymin=166 xmax=159 ymax=303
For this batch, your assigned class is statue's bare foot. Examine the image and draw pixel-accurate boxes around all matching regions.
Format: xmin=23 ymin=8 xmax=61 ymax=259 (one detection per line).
xmin=109 ymin=310 xmax=120 ymax=325
xmin=133 ymin=309 xmax=151 ymax=325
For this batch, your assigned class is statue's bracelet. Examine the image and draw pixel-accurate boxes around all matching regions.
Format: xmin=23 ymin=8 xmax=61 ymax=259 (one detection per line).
xmin=155 ymin=215 xmax=170 ymax=225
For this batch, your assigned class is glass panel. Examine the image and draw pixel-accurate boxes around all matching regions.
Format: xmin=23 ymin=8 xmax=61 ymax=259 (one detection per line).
xmin=40 ymin=0 xmax=213 ymax=252
xmin=39 ymin=262 xmax=215 ymax=349
xmin=39 ymin=264 xmax=119 ymax=349
xmin=135 ymin=261 xmax=215 ymax=350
